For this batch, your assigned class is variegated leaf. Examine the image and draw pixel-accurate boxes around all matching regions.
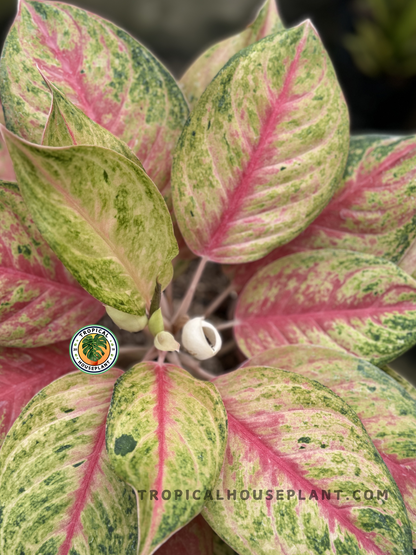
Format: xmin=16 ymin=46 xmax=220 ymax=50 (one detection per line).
xmin=172 ymin=22 xmax=349 ymax=264
xmin=155 ymin=514 xmax=236 ymax=555
xmin=380 ymin=364 xmax=416 ymax=401
xmin=0 ymin=340 xmax=73 ymax=446
xmin=203 ymin=366 xmax=412 ymax=555
xmin=42 ymin=76 xmax=143 ymax=168
xmin=0 ymin=180 xmax=104 ymax=347
xmin=106 ymin=361 xmax=228 ymax=555
xmin=235 ymin=249 xmax=416 ymax=364
xmin=0 ymin=369 xmax=139 ymax=554
xmin=0 ymin=0 xmax=188 ymax=193
xmin=180 ymin=0 xmax=283 ymax=109
xmin=244 ymin=345 xmax=416 ymax=547
xmin=2 ymin=130 xmax=178 ymax=316
xmin=225 ymin=134 xmax=416 ymax=292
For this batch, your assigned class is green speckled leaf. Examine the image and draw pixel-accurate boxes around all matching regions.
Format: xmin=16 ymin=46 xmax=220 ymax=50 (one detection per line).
xmin=244 ymin=345 xmax=416 ymax=547
xmin=0 ymin=369 xmax=138 ymax=555
xmin=225 ymin=134 xmax=416 ymax=293
xmin=0 ymin=0 xmax=188 ymax=193
xmin=155 ymin=514 xmax=236 ymax=555
xmin=0 ymin=180 xmax=104 ymax=347
xmin=203 ymin=365 xmax=412 ymax=555
xmin=0 ymin=341 xmax=73 ymax=446
xmin=172 ymin=22 xmax=349 ymax=263
xmin=380 ymin=364 xmax=416 ymax=401
xmin=180 ymin=0 xmax=283 ymax=109
xmin=235 ymin=249 xmax=416 ymax=364
xmin=2 ymin=129 xmax=178 ymax=315
xmin=106 ymin=361 xmax=228 ymax=555
xmin=42 ymin=76 xmax=143 ymax=168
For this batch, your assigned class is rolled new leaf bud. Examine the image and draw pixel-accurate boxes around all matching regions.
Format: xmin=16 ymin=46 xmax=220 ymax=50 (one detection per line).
xmin=154 ymin=331 xmax=180 ymax=352
xmin=148 ymin=307 xmax=164 ymax=337
xmin=181 ymin=317 xmax=222 ymax=360
xmin=105 ymin=305 xmax=148 ymax=333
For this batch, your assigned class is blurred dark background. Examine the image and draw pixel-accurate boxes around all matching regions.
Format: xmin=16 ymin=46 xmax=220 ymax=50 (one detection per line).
xmin=1 ymin=0 xmax=416 ymax=381
xmin=2 ymin=0 xmax=416 ymax=134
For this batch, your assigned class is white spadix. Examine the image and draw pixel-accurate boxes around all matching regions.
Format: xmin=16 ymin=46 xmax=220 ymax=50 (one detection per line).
xmin=181 ymin=317 xmax=222 ymax=360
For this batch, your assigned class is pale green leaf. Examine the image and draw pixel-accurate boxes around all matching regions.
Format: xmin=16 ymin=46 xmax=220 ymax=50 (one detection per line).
xmin=0 ymin=369 xmax=138 ymax=554
xmin=2 ymin=128 xmax=178 ymax=316
xmin=106 ymin=361 xmax=228 ymax=555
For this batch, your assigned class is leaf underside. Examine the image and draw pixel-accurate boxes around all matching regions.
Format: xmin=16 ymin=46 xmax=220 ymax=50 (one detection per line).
xmin=0 ymin=180 xmax=104 ymax=347
xmin=0 ymin=369 xmax=138 ymax=555
xmin=203 ymin=365 xmax=412 ymax=555
xmin=244 ymin=345 xmax=416 ymax=547
xmin=235 ymin=249 xmax=416 ymax=365
xmin=172 ymin=22 xmax=349 ymax=263
xmin=0 ymin=0 xmax=188 ymax=193
xmin=106 ymin=362 xmax=228 ymax=555
xmin=155 ymin=514 xmax=236 ymax=555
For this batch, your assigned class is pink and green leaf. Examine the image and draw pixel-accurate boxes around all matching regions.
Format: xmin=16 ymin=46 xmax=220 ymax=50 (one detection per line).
xmin=0 ymin=369 xmax=139 ymax=554
xmin=155 ymin=514 xmax=236 ymax=555
xmin=0 ymin=0 xmax=188 ymax=192
xmin=180 ymin=0 xmax=283 ymax=109
xmin=172 ymin=22 xmax=349 ymax=264
xmin=225 ymin=134 xmax=416 ymax=292
xmin=106 ymin=361 xmax=228 ymax=555
xmin=204 ymin=366 xmax=413 ymax=555
xmin=41 ymin=76 xmax=143 ymax=168
xmin=235 ymin=249 xmax=416 ymax=364
xmin=2 ymin=130 xmax=178 ymax=316
xmin=0 ymin=340 xmax=73 ymax=446
xmin=244 ymin=345 xmax=416 ymax=547
xmin=0 ymin=180 xmax=104 ymax=347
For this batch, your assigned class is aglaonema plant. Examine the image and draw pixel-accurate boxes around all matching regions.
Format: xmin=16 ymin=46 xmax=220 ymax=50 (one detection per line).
xmin=1 ymin=0 xmax=416 ymax=554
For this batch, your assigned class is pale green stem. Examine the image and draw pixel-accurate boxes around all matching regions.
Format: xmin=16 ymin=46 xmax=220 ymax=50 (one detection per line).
xmin=204 ymin=283 xmax=234 ymax=318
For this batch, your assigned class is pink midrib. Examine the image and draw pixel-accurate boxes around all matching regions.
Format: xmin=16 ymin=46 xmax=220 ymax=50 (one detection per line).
xmin=26 ymin=2 xmax=97 ymax=123
xmin=58 ymin=420 xmax=106 ymax=555
xmin=312 ymin=141 xmax=416 ymax=232
xmin=237 ymin=300 xmax=416 ymax=327
xmin=146 ymin=363 xmax=167 ymax=551
xmin=227 ymin=413 xmax=389 ymax=555
xmin=204 ymin=30 xmax=307 ymax=257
